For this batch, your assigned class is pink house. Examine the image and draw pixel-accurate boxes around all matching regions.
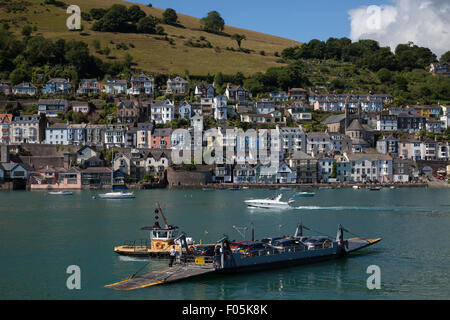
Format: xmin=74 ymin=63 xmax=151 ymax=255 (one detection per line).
xmin=30 ymin=166 xmax=82 ymax=190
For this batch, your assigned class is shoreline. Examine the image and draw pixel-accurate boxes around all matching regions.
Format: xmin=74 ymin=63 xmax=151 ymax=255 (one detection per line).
xmin=4 ymin=182 xmax=445 ymax=191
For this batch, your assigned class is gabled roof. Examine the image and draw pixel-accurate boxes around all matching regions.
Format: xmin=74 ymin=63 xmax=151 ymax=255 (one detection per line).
xmin=322 ymin=114 xmax=346 ymax=124
xmin=346 ymin=119 xmax=365 ymax=131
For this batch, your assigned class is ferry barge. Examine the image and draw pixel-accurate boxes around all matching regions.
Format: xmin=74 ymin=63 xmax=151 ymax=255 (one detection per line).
xmin=106 ymin=222 xmax=381 ymax=290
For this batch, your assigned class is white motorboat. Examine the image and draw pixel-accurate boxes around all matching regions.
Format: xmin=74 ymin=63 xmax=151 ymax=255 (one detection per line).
xmin=352 ymin=186 xmax=360 ymax=189
xmin=97 ymin=191 xmax=135 ymax=199
xmin=97 ymin=149 xmax=135 ymax=200
xmin=245 ymin=194 xmax=294 ymax=209
xmin=48 ymin=190 xmax=73 ymax=195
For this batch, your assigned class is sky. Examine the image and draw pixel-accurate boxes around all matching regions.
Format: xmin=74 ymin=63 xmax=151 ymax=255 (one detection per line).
xmin=132 ymin=0 xmax=449 ymax=57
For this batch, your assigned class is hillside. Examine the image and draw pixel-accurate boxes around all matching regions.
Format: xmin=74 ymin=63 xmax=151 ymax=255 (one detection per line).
xmin=0 ymin=0 xmax=301 ymax=75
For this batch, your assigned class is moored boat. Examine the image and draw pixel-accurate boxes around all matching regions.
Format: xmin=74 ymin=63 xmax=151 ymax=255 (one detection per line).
xmin=98 ymin=191 xmax=135 ymax=199
xmin=48 ymin=190 xmax=74 ymax=195
xmin=294 ymin=191 xmax=315 ymax=197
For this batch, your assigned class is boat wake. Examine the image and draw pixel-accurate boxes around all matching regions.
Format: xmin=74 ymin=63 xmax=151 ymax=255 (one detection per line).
xmin=118 ymin=256 xmax=149 ymax=262
xmin=292 ymin=206 xmax=435 ymax=213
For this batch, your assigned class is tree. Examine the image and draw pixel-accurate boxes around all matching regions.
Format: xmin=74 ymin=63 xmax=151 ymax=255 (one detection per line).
xmin=231 ymin=34 xmax=246 ymax=49
xmin=21 ymin=25 xmax=32 ymax=37
xmin=440 ymin=51 xmax=450 ymax=63
xmin=162 ymin=8 xmax=178 ymax=25
xmin=127 ymin=5 xmax=146 ymax=23
xmin=200 ymin=11 xmax=225 ymax=34
xmin=136 ymin=16 xmax=159 ymax=34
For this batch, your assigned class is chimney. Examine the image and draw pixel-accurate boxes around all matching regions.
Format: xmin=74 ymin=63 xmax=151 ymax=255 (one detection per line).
xmin=1 ymin=144 xmax=9 ymax=163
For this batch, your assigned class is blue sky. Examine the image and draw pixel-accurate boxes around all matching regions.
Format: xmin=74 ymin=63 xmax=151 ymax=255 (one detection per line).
xmin=131 ymin=0 xmax=391 ymax=43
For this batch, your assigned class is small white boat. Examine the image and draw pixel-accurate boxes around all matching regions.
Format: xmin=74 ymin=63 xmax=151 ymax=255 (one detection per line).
xmin=294 ymin=191 xmax=315 ymax=197
xmin=245 ymin=194 xmax=294 ymax=209
xmin=352 ymin=186 xmax=360 ymax=189
xmin=48 ymin=190 xmax=74 ymax=195
xmin=97 ymin=191 xmax=135 ymax=199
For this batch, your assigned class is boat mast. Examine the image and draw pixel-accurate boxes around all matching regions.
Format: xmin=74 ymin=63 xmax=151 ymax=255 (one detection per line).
xmin=156 ymin=202 xmax=169 ymax=228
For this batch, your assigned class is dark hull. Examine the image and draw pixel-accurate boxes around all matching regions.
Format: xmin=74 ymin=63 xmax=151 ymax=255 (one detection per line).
xmin=218 ymin=251 xmax=346 ymax=274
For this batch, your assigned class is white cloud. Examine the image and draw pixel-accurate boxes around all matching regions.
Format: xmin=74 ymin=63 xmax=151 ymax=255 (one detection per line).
xmin=348 ymin=0 xmax=450 ymax=57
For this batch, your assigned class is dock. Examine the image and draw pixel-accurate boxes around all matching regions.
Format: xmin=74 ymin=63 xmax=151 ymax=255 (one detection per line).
xmin=105 ymin=263 xmax=216 ymax=290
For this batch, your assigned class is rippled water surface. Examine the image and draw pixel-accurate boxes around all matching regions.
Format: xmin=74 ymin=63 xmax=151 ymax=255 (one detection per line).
xmin=0 ymin=187 xmax=448 ymax=299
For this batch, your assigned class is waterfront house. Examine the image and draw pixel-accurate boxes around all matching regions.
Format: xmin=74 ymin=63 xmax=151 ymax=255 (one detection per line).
xmin=392 ymin=159 xmax=416 ymax=183
xmin=335 ymin=154 xmax=350 ymax=182
xmin=0 ymin=113 xmax=12 ymax=144
xmin=212 ymin=162 xmax=233 ymax=183
xmin=317 ymin=155 xmax=336 ymax=183
xmin=103 ymin=79 xmax=127 ymax=95
xmin=38 ymin=99 xmax=69 ymax=118
xmin=76 ymin=79 xmax=102 ymax=95
xmin=129 ymin=74 xmax=154 ymax=95
xmin=166 ymin=77 xmax=189 ymax=95
xmin=11 ymin=114 xmax=47 ymax=144
xmin=12 ymin=82 xmax=37 ymax=96
xmin=151 ymin=100 xmax=174 ymax=124
xmin=42 ymin=78 xmax=71 ymax=95
xmin=80 ymin=167 xmax=112 ymax=187
xmin=345 ymin=151 xmax=393 ymax=183
xmin=145 ymin=149 xmax=171 ymax=182
xmin=288 ymin=150 xmax=318 ymax=184
xmin=0 ymin=162 xmax=32 ymax=180
xmin=398 ymin=138 xmax=424 ymax=161
xmin=233 ymin=164 xmax=256 ymax=184
xmin=29 ymin=166 xmax=82 ymax=190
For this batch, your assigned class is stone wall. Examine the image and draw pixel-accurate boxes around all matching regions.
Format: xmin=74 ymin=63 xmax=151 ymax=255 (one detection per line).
xmin=166 ymin=167 xmax=212 ymax=188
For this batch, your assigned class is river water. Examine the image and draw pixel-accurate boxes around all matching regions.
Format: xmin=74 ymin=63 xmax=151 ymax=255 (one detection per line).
xmin=0 ymin=187 xmax=448 ymax=299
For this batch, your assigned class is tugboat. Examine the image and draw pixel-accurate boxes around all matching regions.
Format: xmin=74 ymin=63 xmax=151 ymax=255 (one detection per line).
xmin=113 ymin=203 xmax=195 ymax=257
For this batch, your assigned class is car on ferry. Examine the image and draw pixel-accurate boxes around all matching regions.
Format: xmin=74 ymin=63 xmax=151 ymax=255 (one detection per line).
xmin=303 ymin=236 xmax=331 ymax=250
xmin=194 ymin=245 xmax=215 ymax=256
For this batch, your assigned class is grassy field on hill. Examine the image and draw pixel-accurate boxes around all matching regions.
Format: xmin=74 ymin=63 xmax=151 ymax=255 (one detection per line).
xmin=0 ymin=0 xmax=301 ymax=75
